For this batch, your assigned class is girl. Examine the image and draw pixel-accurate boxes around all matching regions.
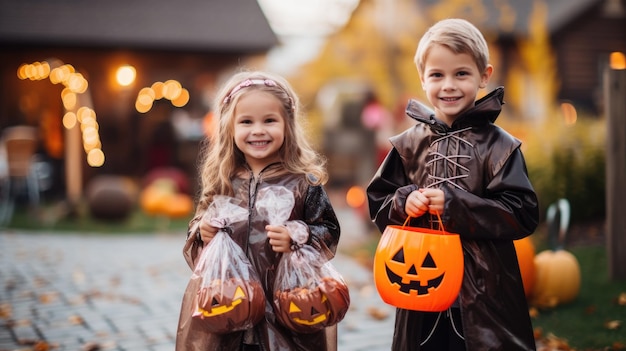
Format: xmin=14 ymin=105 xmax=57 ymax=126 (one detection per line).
xmin=176 ymin=70 xmax=341 ymax=351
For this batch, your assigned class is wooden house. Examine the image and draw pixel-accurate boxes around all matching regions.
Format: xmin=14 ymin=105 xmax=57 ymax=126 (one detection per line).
xmin=415 ymin=0 xmax=626 ymax=116
xmin=0 ymin=0 xmax=277 ymax=196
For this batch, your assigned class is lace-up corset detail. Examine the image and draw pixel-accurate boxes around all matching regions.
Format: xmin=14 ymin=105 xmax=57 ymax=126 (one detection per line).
xmin=425 ymin=127 xmax=473 ymax=191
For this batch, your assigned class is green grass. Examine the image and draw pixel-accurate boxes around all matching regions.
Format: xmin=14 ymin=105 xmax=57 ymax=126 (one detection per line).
xmin=4 ymin=202 xmax=191 ymax=234
xmin=531 ymin=245 xmax=626 ymax=350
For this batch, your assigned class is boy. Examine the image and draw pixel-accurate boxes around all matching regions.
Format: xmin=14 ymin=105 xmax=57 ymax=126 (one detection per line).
xmin=367 ymin=18 xmax=539 ymax=350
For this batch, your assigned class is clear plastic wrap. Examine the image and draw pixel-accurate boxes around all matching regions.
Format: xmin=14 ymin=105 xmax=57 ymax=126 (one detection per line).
xmin=190 ymin=196 xmax=265 ymax=333
xmin=256 ymin=186 xmax=350 ymax=333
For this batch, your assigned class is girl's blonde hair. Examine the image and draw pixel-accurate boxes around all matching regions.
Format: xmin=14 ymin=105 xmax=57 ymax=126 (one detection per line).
xmin=197 ymin=70 xmax=327 ymax=201
xmin=414 ymin=18 xmax=490 ymax=76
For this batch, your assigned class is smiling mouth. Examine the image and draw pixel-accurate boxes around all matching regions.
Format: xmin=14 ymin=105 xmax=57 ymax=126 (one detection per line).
xmin=249 ymin=141 xmax=270 ymax=146
xmin=441 ymin=97 xmax=461 ymax=102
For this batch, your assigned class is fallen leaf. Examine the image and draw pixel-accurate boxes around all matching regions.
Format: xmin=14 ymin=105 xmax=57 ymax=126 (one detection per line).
xmin=15 ymin=319 xmax=32 ymax=327
xmin=617 ymin=292 xmax=626 ymax=306
xmin=34 ymin=341 xmax=51 ymax=351
xmin=605 ymin=320 xmax=622 ymax=330
xmin=0 ymin=303 xmax=12 ymax=318
xmin=529 ymin=307 xmax=539 ymax=318
xmin=68 ymin=314 xmax=84 ymax=325
xmin=38 ymin=292 xmax=59 ymax=304
xmin=536 ymin=332 xmax=572 ymax=351
xmin=367 ymin=306 xmax=389 ymax=320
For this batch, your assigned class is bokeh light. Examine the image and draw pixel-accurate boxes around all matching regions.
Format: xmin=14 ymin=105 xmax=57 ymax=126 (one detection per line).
xmin=136 ymin=79 xmax=189 ymax=113
xmin=561 ymin=102 xmax=577 ymax=125
xmin=346 ymin=185 xmax=366 ymax=208
xmin=116 ymin=65 xmax=136 ymax=86
xmin=87 ymin=148 xmax=105 ymax=167
xmin=610 ymin=52 xmax=625 ymax=70
xmin=18 ymin=60 xmax=105 ymax=167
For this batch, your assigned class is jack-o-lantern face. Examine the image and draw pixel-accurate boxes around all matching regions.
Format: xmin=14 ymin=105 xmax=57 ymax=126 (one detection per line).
xmin=197 ymin=285 xmax=246 ymax=317
xmin=385 ymin=249 xmax=445 ymax=294
xmin=275 ymin=277 xmax=350 ymax=334
xmin=193 ymin=278 xmax=265 ymax=333
xmin=373 ymin=225 xmax=464 ymax=312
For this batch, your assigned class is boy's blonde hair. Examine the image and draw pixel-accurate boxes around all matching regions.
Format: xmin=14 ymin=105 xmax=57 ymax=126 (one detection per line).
xmin=197 ymin=70 xmax=327 ymax=202
xmin=414 ymin=18 xmax=490 ymax=76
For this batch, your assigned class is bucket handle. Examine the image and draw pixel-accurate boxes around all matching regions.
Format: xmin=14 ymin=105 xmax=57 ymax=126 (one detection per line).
xmin=402 ymin=211 xmax=448 ymax=235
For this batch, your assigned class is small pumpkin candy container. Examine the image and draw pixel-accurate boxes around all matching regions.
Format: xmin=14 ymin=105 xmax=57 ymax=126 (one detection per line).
xmin=194 ymin=278 xmax=265 ymax=334
xmin=373 ymin=216 xmax=464 ymax=312
xmin=273 ymin=247 xmax=350 ymax=334
xmin=189 ymin=196 xmax=266 ymax=333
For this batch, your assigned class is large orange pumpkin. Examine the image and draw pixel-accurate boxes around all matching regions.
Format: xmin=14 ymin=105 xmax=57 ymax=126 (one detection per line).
xmin=514 ymin=236 xmax=536 ymax=297
xmin=373 ymin=224 xmax=464 ymax=312
xmin=530 ymin=249 xmax=581 ymax=308
xmin=530 ymin=198 xmax=580 ymax=308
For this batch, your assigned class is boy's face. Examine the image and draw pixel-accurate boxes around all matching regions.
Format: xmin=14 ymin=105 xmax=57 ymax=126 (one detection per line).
xmin=420 ymin=44 xmax=493 ymax=126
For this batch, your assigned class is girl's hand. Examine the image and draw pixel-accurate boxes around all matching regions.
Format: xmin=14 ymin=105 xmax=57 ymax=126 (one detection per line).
xmin=420 ymin=188 xmax=445 ymax=216
xmin=199 ymin=221 xmax=219 ymax=244
xmin=266 ymin=225 xmax=292 ymax=253
xmin=405 ymin=190 xmax=430 ymax=218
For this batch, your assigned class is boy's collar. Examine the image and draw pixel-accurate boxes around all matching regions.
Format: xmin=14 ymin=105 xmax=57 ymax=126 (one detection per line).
xmin=405 ymin=86 xmax=505 ymax=132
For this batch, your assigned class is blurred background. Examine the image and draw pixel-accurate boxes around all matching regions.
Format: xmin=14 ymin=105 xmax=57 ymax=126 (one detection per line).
xmin=1 ymin=1 xmax=626 ymax=349
xmin=0 ymin=0 xmax=624 ymax=232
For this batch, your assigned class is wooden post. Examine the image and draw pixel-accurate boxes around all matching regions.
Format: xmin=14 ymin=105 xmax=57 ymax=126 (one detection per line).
xmin=65 ymin=122 xmax=82 ymax=209
xmin=605 ymin=67 xmax=626 ymax=280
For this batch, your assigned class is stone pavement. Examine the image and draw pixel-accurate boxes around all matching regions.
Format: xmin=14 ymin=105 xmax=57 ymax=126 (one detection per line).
xmin=0 ymin=208 xmax=396 ymax=351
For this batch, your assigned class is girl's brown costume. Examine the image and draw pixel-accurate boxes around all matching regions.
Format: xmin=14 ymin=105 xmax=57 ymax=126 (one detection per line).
xmin=177 ymin=163 xmax=340 ymax=351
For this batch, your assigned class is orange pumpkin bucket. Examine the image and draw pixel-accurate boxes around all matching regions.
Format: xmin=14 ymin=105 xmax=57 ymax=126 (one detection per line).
xmin=373 ymin=215 xmax=464 ymax=312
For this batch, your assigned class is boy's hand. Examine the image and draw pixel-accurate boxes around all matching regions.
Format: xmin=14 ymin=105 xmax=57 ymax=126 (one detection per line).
xmin=420 ymin=188 xmax=445 ymax=216
xmin=405 ymin=190 xmax=430 ymax=218
xmin=199 ymin=221 xmax=219 ymax=244
xmin=266 ymin=225 xmax=292 ymax=253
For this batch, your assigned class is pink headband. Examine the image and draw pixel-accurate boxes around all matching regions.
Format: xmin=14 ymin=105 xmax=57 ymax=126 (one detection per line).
xmin=223 ymin=78 xmax=295 ymax=110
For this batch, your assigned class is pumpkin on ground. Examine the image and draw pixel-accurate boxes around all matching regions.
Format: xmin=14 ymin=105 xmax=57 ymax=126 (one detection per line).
xmin=139 ymin=178 xmax=193 ymax=218
xmin=165 ymin=193 xmax=194 ymax=218
xmin=530 ymin=198 xmax=581 ymax=309
xmin=530 ymin=249 xmax=581 ymax=308
xmin=373 ymin=224 xmax=464 ymax=312
xmin=513 ymin=236 xmax=536 ymax=297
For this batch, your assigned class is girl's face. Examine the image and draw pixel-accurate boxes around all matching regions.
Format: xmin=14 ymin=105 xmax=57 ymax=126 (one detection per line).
xmin=233 ymin=90 xmax=286 ymax=174
xmin=421 ymin=44 xmax=492 ymax=126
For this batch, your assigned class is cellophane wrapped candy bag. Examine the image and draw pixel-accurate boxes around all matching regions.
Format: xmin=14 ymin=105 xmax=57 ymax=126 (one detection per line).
xmin=187 ymin=196 xmax=265 ymax=334
xmin=256 ymin=186 xmax=350 ymax=334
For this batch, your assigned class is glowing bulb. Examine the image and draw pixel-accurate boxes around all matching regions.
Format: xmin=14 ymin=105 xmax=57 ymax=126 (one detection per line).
xmin=610 ymin=52 xmax=625 ymax=70
xmin=116 ymin=65 xmax=136 ymax=86
xmin=346 ymin=185 xmax=366 ymax=208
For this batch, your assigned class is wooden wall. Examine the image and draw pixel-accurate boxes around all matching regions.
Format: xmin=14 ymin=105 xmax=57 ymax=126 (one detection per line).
xmin=552 ymin=2 xmax=626 ymax=113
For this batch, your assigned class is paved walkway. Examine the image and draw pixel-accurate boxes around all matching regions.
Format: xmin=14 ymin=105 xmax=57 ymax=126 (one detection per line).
xmin=0 ymin=208 xmax=396 ymax=351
